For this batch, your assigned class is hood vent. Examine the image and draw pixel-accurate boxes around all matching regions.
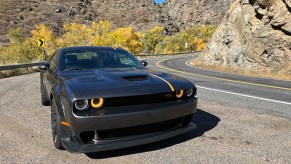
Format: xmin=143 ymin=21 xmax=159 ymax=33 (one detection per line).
xmin=122 ymin=75 xmax=149 ymax=81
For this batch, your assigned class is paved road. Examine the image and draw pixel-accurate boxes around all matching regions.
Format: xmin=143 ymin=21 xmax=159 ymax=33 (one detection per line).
xmin=145 ymin=53 xmax=291 ymax=119
xmin=0 ymin=54 xmax=290 ymax=164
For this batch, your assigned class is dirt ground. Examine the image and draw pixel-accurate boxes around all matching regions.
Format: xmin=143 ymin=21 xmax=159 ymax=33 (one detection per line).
xmin=0 ymin=73 xmax=290 ymax=164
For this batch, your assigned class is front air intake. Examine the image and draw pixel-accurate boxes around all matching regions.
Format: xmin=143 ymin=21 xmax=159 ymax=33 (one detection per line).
xmin=122 ymin=75 xmax=149 ymax=81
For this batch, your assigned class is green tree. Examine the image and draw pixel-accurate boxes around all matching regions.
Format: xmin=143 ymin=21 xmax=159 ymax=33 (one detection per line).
xmin=162 ymin=25 xmax=217 ymax=53
xmin=142 ymin=26 xmax=164 ymax=54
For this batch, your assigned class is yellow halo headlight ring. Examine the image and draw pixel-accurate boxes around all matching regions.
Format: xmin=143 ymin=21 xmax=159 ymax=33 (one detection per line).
xmin=176 ymin=90 xmax=184 ymax=98
xmin=91 ymin=98 xmax=104 ymax=109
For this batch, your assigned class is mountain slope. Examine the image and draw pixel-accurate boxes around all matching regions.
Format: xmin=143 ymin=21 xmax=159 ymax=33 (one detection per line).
xmin=0 ymin=0 xmax=232 ymax=43
xmin=0 ymin=0 xmax=160 ymax=43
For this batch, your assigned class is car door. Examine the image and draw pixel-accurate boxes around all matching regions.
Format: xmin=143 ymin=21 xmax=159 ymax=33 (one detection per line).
xmin=43 ymin=51 xmax=60 ymax=95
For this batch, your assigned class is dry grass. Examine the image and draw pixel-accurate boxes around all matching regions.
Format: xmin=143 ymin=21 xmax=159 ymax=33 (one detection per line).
xmin=0 ymin=67 xmax=39 ymax=79
xmin=190 ymin=60 xmax=291 ymax=81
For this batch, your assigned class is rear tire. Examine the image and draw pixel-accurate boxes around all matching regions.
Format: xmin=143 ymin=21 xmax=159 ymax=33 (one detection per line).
xmin=41 ymin=82 xmax=50 ymax=106
xmin=51 ymin=98 xmax=65 ymax=150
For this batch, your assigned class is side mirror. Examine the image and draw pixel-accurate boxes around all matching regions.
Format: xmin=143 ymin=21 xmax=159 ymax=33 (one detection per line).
xmin=141 ymin=61 xmax=148 ymax=67
xmin=38 ymin=63 xmax=49 ymax=71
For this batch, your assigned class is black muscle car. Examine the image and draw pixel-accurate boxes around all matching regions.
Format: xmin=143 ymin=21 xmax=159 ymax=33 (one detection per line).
xmin=39 ymin=46 xmax=197 ymax=153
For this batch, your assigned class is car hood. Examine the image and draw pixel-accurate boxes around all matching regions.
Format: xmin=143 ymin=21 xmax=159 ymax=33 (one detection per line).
xmin=60 ymin=68 xmax=194 ymax=99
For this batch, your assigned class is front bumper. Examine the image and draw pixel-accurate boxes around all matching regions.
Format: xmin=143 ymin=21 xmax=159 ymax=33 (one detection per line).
xmin=62 ymin=122 xmax=197 ymax=153
xmin=62 ymin=98 xmax=197 ymax=153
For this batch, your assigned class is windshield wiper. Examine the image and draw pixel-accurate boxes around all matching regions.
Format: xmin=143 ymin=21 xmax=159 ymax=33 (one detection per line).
xmin=66 ymin=67 xmax=87 ymax=70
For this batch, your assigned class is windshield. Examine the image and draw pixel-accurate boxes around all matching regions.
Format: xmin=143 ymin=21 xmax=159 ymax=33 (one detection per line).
xmin=59 ymin=49 xmax=141 ymax=71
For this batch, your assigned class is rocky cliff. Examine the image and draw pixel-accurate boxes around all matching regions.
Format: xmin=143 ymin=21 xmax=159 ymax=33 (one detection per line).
xmin=158 ymin=0 xmax=233 ymax=35
xmin=198 ymin=0 xmax=291 ymax=72
xmin=0 ymin=0 xmax=232 ymax=43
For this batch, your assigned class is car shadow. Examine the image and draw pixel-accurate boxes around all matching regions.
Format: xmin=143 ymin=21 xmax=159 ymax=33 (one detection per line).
xmin=85 ymin=109 xmax=220 ymax=159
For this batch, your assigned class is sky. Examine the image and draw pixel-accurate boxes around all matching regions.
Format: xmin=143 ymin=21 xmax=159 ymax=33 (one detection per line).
xmin=154 ymin=0 xmax=165 ymax=4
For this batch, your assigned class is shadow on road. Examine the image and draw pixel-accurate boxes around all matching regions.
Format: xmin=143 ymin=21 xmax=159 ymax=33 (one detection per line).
xmin=86 ymin=109 xmax=220 ymax=159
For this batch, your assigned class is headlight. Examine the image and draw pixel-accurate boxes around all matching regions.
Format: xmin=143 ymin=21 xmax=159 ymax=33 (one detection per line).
xmin=74 ymin=100 xmax=89 ymax=110
xmin=186 ymin=88 xmax=194 ymax=97
xmin=91 ymin=98 xmax=104 ymax=109
xmin=176 ymin=90 xmax=184 ymax=98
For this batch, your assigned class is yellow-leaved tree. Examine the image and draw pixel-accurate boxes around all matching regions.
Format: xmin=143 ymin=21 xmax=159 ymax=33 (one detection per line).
xmin=186 ymin=25 xmax=216 ymax=51
xmin=61 ymin=22 xmax=94 ymax=46
xmin=109 ymin=27 xmax=142 ymax=54
xmin=31 ymin=24 xmax=56 ymax=60
xmin=194 ymin=38 xmax=207 ymax=51
xmin=0 ymin=22 xmax=217 ymax=65
xmin=91 ymin=21 xmax=112 ymax=46
xmin=3 ymin=28 xmax=40 ymax=63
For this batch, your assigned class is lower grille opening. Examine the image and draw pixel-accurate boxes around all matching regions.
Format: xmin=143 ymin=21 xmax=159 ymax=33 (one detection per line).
xmin=98 ymin=117 xmax=183 ymax=140
xmin=104 ymin=92 xmax=176 ymax=107
xmin=80 ymin=131 xmax=94 ymax=144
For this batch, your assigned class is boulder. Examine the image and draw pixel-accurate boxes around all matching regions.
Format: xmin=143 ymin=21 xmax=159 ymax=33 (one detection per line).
xmin=281 ymin=23 xmax=291 ymax=34
xmin=199 ymin=0 xmax=291 ymax=71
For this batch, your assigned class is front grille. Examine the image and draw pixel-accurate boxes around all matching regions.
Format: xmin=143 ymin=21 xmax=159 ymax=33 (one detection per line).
xmin=98 ymin=117 xmax=183 ymax=139
xmin=104 ymin=92 xmax=176 ymax=107
xmin=73 ymin=88 xmax=196 ymax=116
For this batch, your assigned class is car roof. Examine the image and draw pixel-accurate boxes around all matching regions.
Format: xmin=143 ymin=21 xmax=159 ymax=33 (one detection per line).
xmin=59 ymin=46 xmax=124 ymax=52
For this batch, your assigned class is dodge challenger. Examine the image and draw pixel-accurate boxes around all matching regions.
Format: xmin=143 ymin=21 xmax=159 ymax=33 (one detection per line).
xmin=39 ymin=46 xmax=197 ymax=153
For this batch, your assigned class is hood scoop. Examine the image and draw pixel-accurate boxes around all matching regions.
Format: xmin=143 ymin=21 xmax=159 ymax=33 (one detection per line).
xmin=122 ymin=75 xmax=149 ymax=81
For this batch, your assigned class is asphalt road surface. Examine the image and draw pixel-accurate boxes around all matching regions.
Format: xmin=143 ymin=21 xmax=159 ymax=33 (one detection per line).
xmin=149 ymin=53 xmax=291 ymax=119
xmin=0 ymin=54 xmax=290 ymax=164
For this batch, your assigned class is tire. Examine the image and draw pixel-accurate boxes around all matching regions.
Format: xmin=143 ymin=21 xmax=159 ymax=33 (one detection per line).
xmin=181 ymin=114 xmax=194 ymax=126
xmin=41 ymin=82 xmax=50 ymax=106
xmin=51 ymin=98 xmax=65 ymax=150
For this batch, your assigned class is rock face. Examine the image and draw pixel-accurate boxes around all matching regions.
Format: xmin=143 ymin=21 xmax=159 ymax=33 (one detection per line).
xmin=159 ymin=0 xmax=234 ymax=35
xmin=199 ymin=0 xmax=291 ymax=71
xmin=0 ymin=0 xmax=232 ymax=43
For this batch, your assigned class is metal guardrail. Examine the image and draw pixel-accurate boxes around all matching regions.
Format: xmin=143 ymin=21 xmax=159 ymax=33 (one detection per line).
xmin=0 ymin=62 xmax=44 ymax=71
xmin=0 ymin=51 xmax=198 ymax=71
xmin=135 ymin=51 xmax=197 ymax=57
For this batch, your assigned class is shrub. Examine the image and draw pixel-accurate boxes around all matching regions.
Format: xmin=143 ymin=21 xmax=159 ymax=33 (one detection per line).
xmin=0 ymin=23 xmax=216 ymax=65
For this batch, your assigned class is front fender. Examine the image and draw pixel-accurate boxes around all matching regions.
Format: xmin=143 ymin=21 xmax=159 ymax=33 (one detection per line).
xmin=51 ymin=84 xmax=64 ymax=117
xmin=51 ymin=83 xmax=77 ymax=139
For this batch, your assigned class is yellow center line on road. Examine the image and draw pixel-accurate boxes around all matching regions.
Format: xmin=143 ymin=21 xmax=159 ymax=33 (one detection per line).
xmin=156 ymin=58 xmax=291 ymax=91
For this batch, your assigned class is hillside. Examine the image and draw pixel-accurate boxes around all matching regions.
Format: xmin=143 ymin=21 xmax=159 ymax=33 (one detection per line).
xmin=0 ymin=0 xmax=232 ymax=43
xmin=0 ymin=0 xmax=160 ymax=43
xmin=158 ymin=0 xmax=234 ymax=34
xmin=196 ymin=0 xmax=291 ymax=79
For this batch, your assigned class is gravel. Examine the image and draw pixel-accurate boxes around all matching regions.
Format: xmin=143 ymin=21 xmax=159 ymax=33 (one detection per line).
xmin=0 ymin=73 xmax=290 ymax=164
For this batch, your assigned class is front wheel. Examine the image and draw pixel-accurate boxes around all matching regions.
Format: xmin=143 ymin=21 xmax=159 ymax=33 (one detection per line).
xmin=51 ymin=98 xmax=65 ymax=150
xmin=41 ymin=82 xmax=50 ymax=106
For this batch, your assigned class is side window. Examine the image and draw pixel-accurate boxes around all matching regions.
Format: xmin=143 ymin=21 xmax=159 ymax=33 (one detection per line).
xmin=118 ymin=53 xmax=138 ymax=67
xmin=49 ymin=51 xmax=59 ymax=71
